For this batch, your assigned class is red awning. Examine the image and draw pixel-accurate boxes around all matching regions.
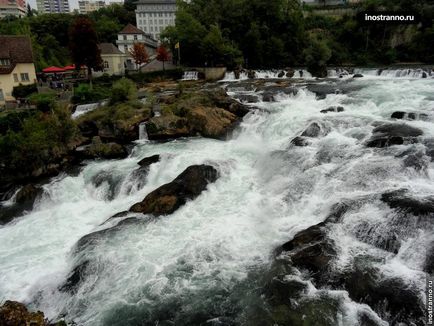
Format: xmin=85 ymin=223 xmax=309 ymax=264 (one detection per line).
xmin=42 ymin=66 xmax=66 ymax=73
xmin=63 ymin=65 xmax=75 ymax=70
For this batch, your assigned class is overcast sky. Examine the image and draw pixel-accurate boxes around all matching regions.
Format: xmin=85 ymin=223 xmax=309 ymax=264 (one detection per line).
xmin=28 ymin=0 xmax=124 ymax=11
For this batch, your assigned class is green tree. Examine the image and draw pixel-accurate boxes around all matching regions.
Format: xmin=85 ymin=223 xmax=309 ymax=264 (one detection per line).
xmin=69 ymin=16 xmax=103 ymax=83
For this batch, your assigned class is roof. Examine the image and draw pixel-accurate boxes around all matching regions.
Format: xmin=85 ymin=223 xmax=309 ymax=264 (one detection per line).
xmin=0 ymin=36 xmax=34 ymax=75
xmin=119 ymin=24 xmax=146 ymax=35
xmin=98 ymin=43 xmax=124 ymax=55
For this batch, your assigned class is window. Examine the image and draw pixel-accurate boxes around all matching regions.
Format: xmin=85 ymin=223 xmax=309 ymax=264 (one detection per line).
xmin=0 ymin=89 xmax=4 ymax=101
xmin=13 ymin=73 xmax=18 ymax=82
xmin=123 ymin=35 xmax=127 ymax=40
xmin=0 ymin=59 xmax=10 ymax=66
xmin=124 ymin=45 xmax=128 ymax=52
xmin=104 ymin=60 xmax=109 ymax=69
xmin=20 ymin=73 xmax=29 ymax=82
xmin=134 ymin=35 xmax=138 ymax=40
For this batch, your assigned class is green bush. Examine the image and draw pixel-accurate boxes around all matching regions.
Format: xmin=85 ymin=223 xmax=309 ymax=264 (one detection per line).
xmin=71 ymin=83 xmax=110 ymax=104
xmin=12 ymin=83 xmax=38 ymax=99
xmin=128 ymin=69 xmax=184 ymax=85
xmin=28 ymin=93 xmax=56 ymax=112
xmin=109 ymin=78 xmax=137 ymax=105
xmin=0 ymin=105 xmax=78 ymax=173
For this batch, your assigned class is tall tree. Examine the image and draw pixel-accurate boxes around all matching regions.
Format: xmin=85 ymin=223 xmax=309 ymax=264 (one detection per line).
xmin=69 ymin=17 xmax=103 ymax=83
xmin=156 ymin=45 xmax=170 ymax=71
xmin=129 ymin=43 xmax=149 ymax=70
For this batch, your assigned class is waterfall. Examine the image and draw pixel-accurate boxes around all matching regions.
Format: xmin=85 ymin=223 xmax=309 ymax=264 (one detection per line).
xmin=182 ymin=71 xmax=199 ymax=80
xmin=0 ymin=73 xmax=433 ymax=326
xmin=72 ymin=100 xmax=108 ymax=119
xmin=138 ymin=122 xmax=148 ymax=140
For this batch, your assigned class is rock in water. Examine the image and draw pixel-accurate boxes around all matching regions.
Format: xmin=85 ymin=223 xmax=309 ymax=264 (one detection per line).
xmin=138 ymin=154 xmax=160 ymax=167
xmin=320 ymin=106 xmax=344 ymax=114
xmin=353 ymin=73 xmax=364 ymax=78
xmin=130 ymin=165 xmax=219 ymax=216
xmin=15 ymin=184 xmax=42 ymax=205
xmin=301 ymin=122 xmax=322 ymax=138
xmin=366 ymin=123 xmax=423 ymax=148
xmin=186 ymin=106 xmax=238 ymax=139
xmin=0 ymin=301 xmax=45 ymax=326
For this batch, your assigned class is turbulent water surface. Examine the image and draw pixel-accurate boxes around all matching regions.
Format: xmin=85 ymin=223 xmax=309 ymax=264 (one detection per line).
xmin=0 ymin=69 xmax=433 ymax=325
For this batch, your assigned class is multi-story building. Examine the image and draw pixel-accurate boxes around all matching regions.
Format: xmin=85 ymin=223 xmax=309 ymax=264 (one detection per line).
xmin=78 ymin=0 xmax=105 ymax=14
xmin=0 ymin=0 xmax=26 ymax=18
xmin=135 ymin=0 xmax=176 ymax=40
xmin=0 ymin=36 xmax=37 ymax=106
xmin=116 ymin=24 xmax=158 ymax=69
xmin=37 ymin=0 xmax=70 ymax=13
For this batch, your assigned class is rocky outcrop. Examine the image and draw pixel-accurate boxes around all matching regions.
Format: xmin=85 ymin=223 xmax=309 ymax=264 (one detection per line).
xmin=138 ymin=154 xmax=160 ymax=167
xmin=0 ymin=301 xmax=45 ymax=326
xmin=366 ymin=123 xmax=423 ymax=148
xmin=233 ymin=94 xmax=259 ymax=103
xmin=353 ymin=73 xmax=364 ymax=78
xmin=130 ymin=165 xmax=218 ymax=216
xmin=186 ymin=107 xmax=238 ymax=139
xmin=0 ymin=184 xmax=43 ymax=225
xmin=290 ymin=122 xmax=329 ymax=147
xmin=76 ymin=137 xmax=128 ymax=160
xmin=145 ymin=115 xmax=190 ymax=140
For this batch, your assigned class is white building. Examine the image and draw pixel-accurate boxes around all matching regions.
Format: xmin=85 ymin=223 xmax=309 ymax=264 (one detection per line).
xmin=78 ymin=0 xmax=105 ymax=14
xmin=37 ymin=0 xmax=70 ymax=13
xmin=115 ymin=24 xmax=158 ymax=70
xmin=135 ymin=0 xmax=176 ymax=40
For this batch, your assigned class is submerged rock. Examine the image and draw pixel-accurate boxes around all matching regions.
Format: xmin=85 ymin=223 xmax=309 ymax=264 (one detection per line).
xmin=391 ymin=111 xmax=429 ymax=121
xmin=138 ymin=154 xmax=160 ymax=168
xmin=353 ymin=73 xmax=364 ymax=78
xmin=130 ymin=165 xmax=218 ymax=216
xmin=0 ymin=300 xmax=45 ymax=326
xmin=366 ymin=123 xmax=423 ymax=148
xmin=277 ymin=222 xmax=336 ymax=277
xmin=343 ymin=261 xmax=425 ymax=325
xmin=320 ymin=106 xmax=344 ymax=114
xmin=0 ymin=184 xmax=43 ymax=225
xmin=381 ymin=189 xmax=434 ymax=216
xmin=233 ymin=94 xmax=259 ymax=104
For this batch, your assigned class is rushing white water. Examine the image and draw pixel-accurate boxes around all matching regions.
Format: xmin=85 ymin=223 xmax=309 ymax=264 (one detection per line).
xmin=72 ymin=101 xmax=108 ymax=119
xmin=182 ymin=71 xmax=199 ymax=80
xmin=138 ymin=122 xmax=148 ymax=140
xmin=223 ymin=69 xmax=313 ymax=81
xmin=0 ymin=74 xmax=433 ymax=325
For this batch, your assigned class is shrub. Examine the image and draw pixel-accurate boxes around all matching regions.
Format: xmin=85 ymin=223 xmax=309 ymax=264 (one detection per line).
xmin=28 ymin=93 xmax=56 ymax=112
xmin=71 ymin=83 xmax=110 ymax=104
xmin=12 ymin=83 xmax=38 ymax=99
xmin=109 ymin=78 xmax=137 ymax=105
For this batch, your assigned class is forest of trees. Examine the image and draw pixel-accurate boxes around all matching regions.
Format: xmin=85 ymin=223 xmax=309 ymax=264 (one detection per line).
xmin=0 ymin=0 xmax=433 ymax=72
xmin=162 ymin=0 xmax=434 ymax=69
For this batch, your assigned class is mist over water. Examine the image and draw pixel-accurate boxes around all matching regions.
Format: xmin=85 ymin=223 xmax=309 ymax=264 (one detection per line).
xmin=0 ymin=72 xmax=433 ymax=325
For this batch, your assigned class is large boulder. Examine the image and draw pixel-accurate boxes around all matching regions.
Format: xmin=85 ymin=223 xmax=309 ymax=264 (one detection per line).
xmin=138 ymin=154 xmax=160 ymax=167
xmin=343 ymin=261 xmax=425 ymax=325
xmin=0 ymin=301 xmax=45 ymax=326
xmin=186 ymin=106 xmax=238 ymax=139
xmin=130 ymin=165 xmax=218 ymax=216
xmin=276 ymin=222 xmax=336 ymax=278
xmin=366 ymin=123 xmax=423 ymax=148
xmin=381 ymin=189 xmax=434 ymax=216
xmin=15 ymin=184 xmax=42 ymax=205
xmin=146 ymin=115 xmax=190 ymax=140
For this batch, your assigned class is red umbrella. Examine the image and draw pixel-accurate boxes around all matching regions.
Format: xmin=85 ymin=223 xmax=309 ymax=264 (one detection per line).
xmin=42 ymin=66 xmax=66 ymax=73
xmin=63 ymin=65 xmax=76 ymax=71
